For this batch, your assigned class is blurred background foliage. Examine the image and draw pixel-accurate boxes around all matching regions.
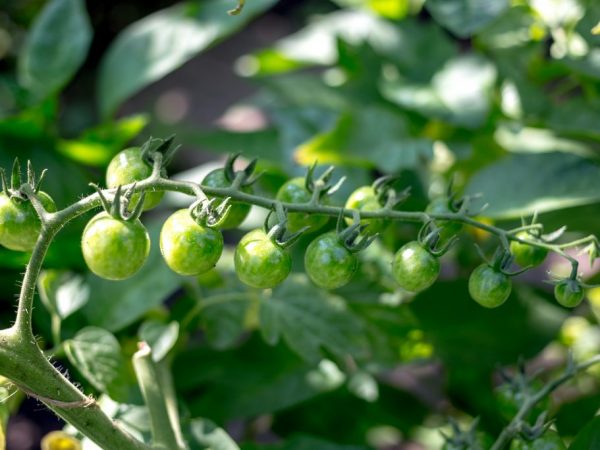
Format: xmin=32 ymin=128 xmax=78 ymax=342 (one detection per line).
xmin=1 ymin=0 xmax=600 ymax=449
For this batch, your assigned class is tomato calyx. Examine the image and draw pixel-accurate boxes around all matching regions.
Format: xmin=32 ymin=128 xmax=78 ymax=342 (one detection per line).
xmin=371 ymin=174 xmax=410 ymax=209
xmin=92 ymin=183 xmax=145 ymax=222
xmin=418 ymin=220 xmax=456 ymax=257
xmin=188 ymin=197 xmax=232 ymax=228
xmin=1 ymin=158 xmax=48 ymax=203
xmin=441 ymin=418 xmax=488 ymax=450
xmin=477 ymin=245 xmax=529 ymax=277
xmin=336 ymin=210 xmax=377 ymax=253
xmin=304 ymin=161 xmax=346 ymax=205
xmin=222 ymin=153 xmax=262 ymax=189
xmin=263 ymin=202 xmax=308 ymax=249
xmin=139 ymin=134 xmax=180 ymax=170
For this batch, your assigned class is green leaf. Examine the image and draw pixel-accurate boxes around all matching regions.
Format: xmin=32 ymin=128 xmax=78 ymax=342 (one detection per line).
xmin=243 ymin=435 xmax=370 ymax=450
xmin=138 ymin=320 xmax=180 ymax=362
xmin=568 ymin=416 xmax=600 ymax=450
xmin=294 ymin=106 xmax=433 ymax=172
xmin=37 ymin=270 xmax=90 ymax=319
xmin=465 ymin=152 xmax=600 ymax=219
xmin=57 ymin=114 xmax=149 ymax=166
xmin=199 ymin=293 xmax=252 ymax=349
xmin=189 ymin=418 xmax=240 ymax=450
xmin=81 ymin=225 xmax=182 ymax=332
xmin=18 ymin=0 xmax=92 ymax=99
xmin=64 ymin=327 xmax=127 ymax=397
xmin=97 ymin=0 xmax=276 ymax=118
xmin=425 ymin=0 xmax=510 ymax=37
xmin=259 ymin=275 xmax=366 ymax=362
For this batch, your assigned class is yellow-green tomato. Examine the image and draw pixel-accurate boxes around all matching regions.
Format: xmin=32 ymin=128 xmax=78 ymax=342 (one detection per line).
xmin=304 ymin=231 xmax=358 ymax=289
xmin=510 ymin=232 xmax=548 ymax=267
xmin=159 ymin=209 xmax=224 ymax=276
xmin=392 ymin=241 xmax=440 ymax=293
xmin=554 ymin=279 xmax=585 ymax=308
xmin=0 ymin=192 xmax=56 ymax=252
xmin=234 ymin=229 xmax=291 ymax=289
xmin=275 ymin=177 xmax=329 ymax=233
xmin=106 ymin=147 xmax=164 ymax=211
xmin=201 ymin=169 xmax=252 ymax=229
xmin=344 ymin=186 xmax=386 ymax=234
xmin=468 ymin=264 xmax=512 ymax=308
xmin=81 ymin=212 xmax=150 ymax=280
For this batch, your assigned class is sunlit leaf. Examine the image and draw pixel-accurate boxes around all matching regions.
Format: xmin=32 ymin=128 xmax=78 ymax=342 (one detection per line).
xmin=425 ymin=0 xmax=510 ymax=37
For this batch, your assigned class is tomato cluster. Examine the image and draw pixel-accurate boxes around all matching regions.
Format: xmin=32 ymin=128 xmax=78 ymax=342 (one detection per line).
xmin=0 ymin=151 xmax=589 ymax=309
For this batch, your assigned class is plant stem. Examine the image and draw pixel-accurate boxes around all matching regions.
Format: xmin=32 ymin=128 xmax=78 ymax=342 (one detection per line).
xmin=490 ymin=355 xmax=600 ymax=450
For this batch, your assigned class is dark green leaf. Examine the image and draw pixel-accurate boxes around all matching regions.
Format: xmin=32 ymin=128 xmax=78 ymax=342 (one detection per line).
xmin=568 ymin=416 xmax=600 ymax=450
xmin=425 ymin=0 xmax=510 ymax=37
xmin=243 ymin=435 xmax=370 ymax=450
xmin=98 ymin=0 xmax=277 ymax=117
xmin=18 ymin=0 xmax=92 ymax=99
xmin=38 ymin=270 xmax=90 ymax=319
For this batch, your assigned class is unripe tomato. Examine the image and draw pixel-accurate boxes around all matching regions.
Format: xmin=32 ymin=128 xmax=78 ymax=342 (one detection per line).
xmin=275 ymin=177 xmax=329 ymax=233
xmin=510 ymin=430 xmax=566 ymax=450
xmin=201 ymin=169 xmax=253 ymax=229
xmin=392 ymin=241 xmax=440 ymax=293
xmin=81 ymin=212 xmax=150 ymax=280
xmin=344 ymin=186 xmax=386 ymax=234
xmin=106 ymin=147 xmax=163 ymax=210
xmin=234 ymin=228 xmax=291 ymax=289
xmin=0 ymin=191 xmax=56 ymax=252
xmin=468 ymin=264 xmax=512 ymax=308
xmin=160 ymin=209 xmax=223 ymax=276
xmin=554 ymin=279 xmax=585 ymax=308
xmin=510 ymin=232 xmax=548 ymax=267
xmin=304 ymin=231 xmax=358 ymax=289
xmin=425 ymin=197 xmax=462 ymax=242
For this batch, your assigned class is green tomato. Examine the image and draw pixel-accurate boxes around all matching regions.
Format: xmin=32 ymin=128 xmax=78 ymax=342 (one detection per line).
xmin=510 ymin=431 xmax=566 ymax=450
xmin=554 ymin=279 xmax=585 ymax=308
xmin=468 ymin=264 xmax=512 ymax=308
xmin=106 ymin=147 xmax=164 ymax=211
xmin=201 ymin=169 xmax=253 ymax=229
xmin=275 ymin=177 xmax=329 ymax=233
xmin=344 ymin=186 xmax=386 ymax=234
xmin=160 ymin=209 xmax=224 ymax=276
xmin=304 ymin=231 xmax=358 ymax=289
xmin=81 ymin=212 xmax=150 ymax=280
xmin=496 ymin=380 xmax=549 ymax=422
xmin=234 ymin=228 xmax=291 ymax=289
xmin=392 ymin=241 xmax=440 ymax=293
xmin=510 ymin=232 xmax=548 ymax=267
xmin=425 ymin=197 xmax=463 ymax=242
xmin=0 ymin=191 xmax=56 ymax=252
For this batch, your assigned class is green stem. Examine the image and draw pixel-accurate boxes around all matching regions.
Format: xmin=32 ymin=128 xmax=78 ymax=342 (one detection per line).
xmin=490 ymin=355 xmax=600 ymax=450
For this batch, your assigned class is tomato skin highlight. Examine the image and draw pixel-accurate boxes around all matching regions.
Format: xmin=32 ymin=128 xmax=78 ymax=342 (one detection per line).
xmin=392 ymin=241 xmax=440 ymax=293
xmin=509 ymin=430 xmax=566 ymax=450
xmin=344 ymin=186 xmax=386 ymax=234
xmin=275 ymin=177 xmax=329 ymax=233
xmin=510 ymin=231 xmax=548 ymax=267
xmin=468 ymin=264 xmax=512 ymax=308
xmin=304 ymin=231 xmax=358 ymax=289
xmin=234 ymin=228 xmax=291 ymax=289
xmin=0 ymin=191 xmax=56 ymax=252
xmin=554 ymin=279 xmax=585 ymax=308
xmin=201 ymin=169 xmax=252 ymax=229
xmin=81 ymin=212 xmax=150 ymax=280
xmin=106 ymin=147 xmax=163 ymax=210
xmin=160 ymin=209 xmax=224 ymax=276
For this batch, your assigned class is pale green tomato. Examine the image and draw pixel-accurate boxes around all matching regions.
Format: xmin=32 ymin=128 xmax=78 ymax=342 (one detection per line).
xmin=275 ymin=177 xmax=329 ymax=233
xmin=201 ymin=169 xmax=253 ymax=229
xmin=304 ymin=231 xmax=358 ymax=289
xmin=392 ymin=241 xmax=440 ymax=293
xmin=344 ymin=186 xmax=386 ymax=234
xmin=160 ymin=209 xmax=224 ymax=276
xmin=468 ymin=264 xmax=512 ymax=308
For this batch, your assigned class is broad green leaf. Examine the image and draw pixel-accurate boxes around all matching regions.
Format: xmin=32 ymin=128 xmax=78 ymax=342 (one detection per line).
xmin=546 ymin=99 xmax=600 ymax=140
xmin=476 ymin=5 xmax=541 ymax=50
xmin=199 ymin=292 xmax=253 ymax=349
xmin=381 ymin=54 xmax=496 ymax=128
xmin=259 ymin=275 xmax=366 ymax=362
xmin=138 ymin=320 xmax=180 ymax=362
xmin=81 ymin=225 xmax=181 ymax=332
xmin=57 ymin=114 xmax=148 ymax=166
xmin=18 ymin=0 xmax=92 ymax=99
xmin=465 ymin=152 xmax=600 ymax=218
xmin=189 ymin=418 xmax=240 ymax=450
xmin=243 ymin=435 xmax=369 ymax=450
xmin=98 ymin=0 xmax=276 ymax=118
xmin=568 ymin=416 xmax=600 ymax=450
xmin=331 ymin=0 xmax=415 ymax=19
xmin=38 ymin=270 xmax=90 ymax=319
xmin=294 ymin=106 xmax=433 ymax=172
xmin=64 ymin=327 xmax=127 ymax=397
xmin=425 ymin=0 xmax=510 ymax=37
